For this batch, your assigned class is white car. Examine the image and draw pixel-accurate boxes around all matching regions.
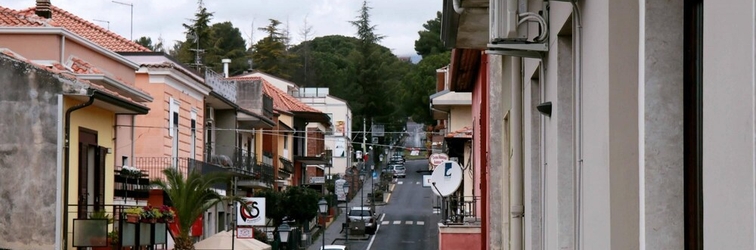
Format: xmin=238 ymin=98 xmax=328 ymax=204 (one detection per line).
xmin=391 ymin=165 xmax=406 ymax=178
xmin=347 ymin=206 xmax=377 ymax=234
xmin=321 ymin=245 xmax=348 ymax=250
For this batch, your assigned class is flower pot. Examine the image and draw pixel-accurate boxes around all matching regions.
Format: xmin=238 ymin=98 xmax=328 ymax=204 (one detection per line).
xmin=90 ymin=237 xmax=108 ymax=250
xmin=140 ymin=218 xmax=157 ymax=224
xmin=125 ymin=214 xmax=139 ymax=224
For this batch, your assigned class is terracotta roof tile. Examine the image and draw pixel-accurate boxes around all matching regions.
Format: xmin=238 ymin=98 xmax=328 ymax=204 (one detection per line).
xmin=0 ymin=6 xmax=47 ymax=27
xmin=446 ymin=126 xmax=473 ymax=139
xmin=228 ymin=76 xmax=322 ymax=114
xmin=0 ymin=48 xmax=146 ymax=109
xmin=64 ymin=56 xmax=151 ymax=96
xmin=12 ymin=5 xmax=150 ymax=52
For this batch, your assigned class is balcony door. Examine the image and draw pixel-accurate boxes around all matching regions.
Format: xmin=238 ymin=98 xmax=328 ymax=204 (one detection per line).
xmin=78 ymin=128 xmax=107 ymax=218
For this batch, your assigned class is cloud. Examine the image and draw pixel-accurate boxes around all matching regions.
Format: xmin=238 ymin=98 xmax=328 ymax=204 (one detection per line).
xmin=2 ymin=0 xmax=440 ymax=56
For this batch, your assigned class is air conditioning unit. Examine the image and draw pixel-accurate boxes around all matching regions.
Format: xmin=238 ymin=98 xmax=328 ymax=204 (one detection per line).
xmin=206 ymin=107 xmax=215 ymax=123
xmin=487 ymin=0 xmax=549 ymax=58
xmin=490 ymin=0 xmax=522 ymax=43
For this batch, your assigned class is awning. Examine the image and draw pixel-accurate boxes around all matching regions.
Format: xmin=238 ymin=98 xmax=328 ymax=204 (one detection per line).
xmin=194 ymin=231 xmax=271 ymax=250
xmin=294 ymin=156 xmax=329 ymax=165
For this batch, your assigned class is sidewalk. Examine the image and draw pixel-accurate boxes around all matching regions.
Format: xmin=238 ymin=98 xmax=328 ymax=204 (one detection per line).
xmin=307 ymin=169 xmax=381 ymax=250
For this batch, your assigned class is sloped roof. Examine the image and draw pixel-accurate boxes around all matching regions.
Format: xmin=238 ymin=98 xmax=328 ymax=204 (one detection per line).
xmin=0 ymin=6 xmax=46 ymax=27
xmin=10 ymin=5 xmax=150 ymax=52
xmin=0 ymin=48 xmax=147 ymax=110
xmin=445 ymin=126 xmax=473 ymax=139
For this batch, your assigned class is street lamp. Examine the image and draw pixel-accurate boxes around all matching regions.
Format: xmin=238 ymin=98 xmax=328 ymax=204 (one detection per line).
xmin=342 ymin=181 xmax=350 ymax=244
xmin=318 ymin=198 xmax=328 ymax=250
xmin=278 ymin=223 xmax=291 ymax=249
xmin=359 ymin=172 xmax=366 ymax=210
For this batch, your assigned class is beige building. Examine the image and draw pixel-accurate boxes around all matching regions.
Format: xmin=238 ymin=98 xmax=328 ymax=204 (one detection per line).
xmin=444 ymin=0 xmax=756 ymax=249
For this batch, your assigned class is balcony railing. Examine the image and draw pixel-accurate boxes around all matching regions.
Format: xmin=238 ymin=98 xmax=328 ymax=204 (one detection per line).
xmin=133 ymin=156 xmax=275 ymax=187
xmin=439 ymin=195 xmax=480 ymax=225
xmin=205 ymin=69 xmax=236 ymax=102
xmin=133 ymin=157 xmax=190 ymax=182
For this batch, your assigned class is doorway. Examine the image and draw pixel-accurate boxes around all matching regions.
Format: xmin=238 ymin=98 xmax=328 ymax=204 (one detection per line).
xmin=78 ymin=128 xmax=107 ymax=218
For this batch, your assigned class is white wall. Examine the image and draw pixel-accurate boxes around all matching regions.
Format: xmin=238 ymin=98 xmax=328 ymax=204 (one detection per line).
xmin=702 ymin=1 xmax=756 ymax=248
xmin=302 ymin=95 xmax=352 ymax=174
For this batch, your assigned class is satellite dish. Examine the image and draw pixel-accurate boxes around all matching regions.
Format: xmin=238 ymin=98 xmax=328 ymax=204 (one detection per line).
xmin=430 ymin=160 xmax=463 ymax=197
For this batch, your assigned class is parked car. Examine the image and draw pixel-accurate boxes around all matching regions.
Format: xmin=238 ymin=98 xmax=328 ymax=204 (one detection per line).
xmin=390 ymin=164 xmax=406 ymax=178
xmin=347 ymin=206 xmax=377 ymax=234
xmin=390 ymin=154 xmax=405 ymax=163
xmin=321 ymin=245 xmax=348 ymax=250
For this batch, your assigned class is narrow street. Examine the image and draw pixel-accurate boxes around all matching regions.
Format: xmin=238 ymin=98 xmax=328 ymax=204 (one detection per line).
xmin=368 ymin=159 xmax=439 ymax=250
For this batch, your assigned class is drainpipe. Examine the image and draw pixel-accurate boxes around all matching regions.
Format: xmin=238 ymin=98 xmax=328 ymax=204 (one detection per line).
xmin=571 ymin=1 xmax=583 ymax=249
xmin=510 ymin=57 xmax=523 ymax=250
xmin=131 ymin=115 xmax=136 ymax=167
xmin=62 ymin=91 xmax=95 ymax=250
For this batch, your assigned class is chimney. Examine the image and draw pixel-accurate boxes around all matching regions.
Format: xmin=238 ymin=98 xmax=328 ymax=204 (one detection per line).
xmin=221 ymin=59 xmax=231 ymax=78
xmin=35 ymin=0 xmax=52 ymax=19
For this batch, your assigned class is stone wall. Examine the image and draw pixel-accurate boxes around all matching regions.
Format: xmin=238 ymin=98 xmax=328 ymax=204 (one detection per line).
xmin=0 ymin=55 xmax=84 ymax=249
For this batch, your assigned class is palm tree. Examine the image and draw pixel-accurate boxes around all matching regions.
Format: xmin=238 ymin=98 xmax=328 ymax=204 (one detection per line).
xmin=151 ymin=168 xmax=235 ymax=250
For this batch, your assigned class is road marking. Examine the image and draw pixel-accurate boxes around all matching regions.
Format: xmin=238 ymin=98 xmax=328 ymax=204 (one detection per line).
xmin=416 ymin=181 xmax=420 ymax=185
xmin=380 ymin=213 xmax=385 ymax=221
xmin=405 ymin=221 xmax=414 ymax=225
xmin=393 ymin=220 xmax=401 ymax=224
xmin=398 ymin=181 xmax=403 ymax=185
xmin=367 ymin=219 xmax=380 ymax=250
xmin=417 ymin=221 xmax=425 ymax=225
xmin=381 ymin=221 xmax=389 ymax=225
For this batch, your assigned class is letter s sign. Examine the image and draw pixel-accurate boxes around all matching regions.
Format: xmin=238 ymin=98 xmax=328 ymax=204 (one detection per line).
xmin=237 ymin=197 xmax=266 ymax=226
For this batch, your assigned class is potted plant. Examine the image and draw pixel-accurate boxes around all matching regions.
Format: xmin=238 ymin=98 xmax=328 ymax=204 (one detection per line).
xmin=89 ymin=210 xmax=112 ymax=248
xmin=157 ymin=205 xmax=175 ymax=223
xmin=123 ymin=207 xmax=143 ymax=223
xmin=140 ymin=205 xmax=158 ymax=223
xmin=107 ymin=231 xmax=119 ymax=249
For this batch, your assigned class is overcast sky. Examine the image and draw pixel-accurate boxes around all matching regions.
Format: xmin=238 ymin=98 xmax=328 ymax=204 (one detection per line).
xmin=4 ymin=0 xmax=441 ymax=57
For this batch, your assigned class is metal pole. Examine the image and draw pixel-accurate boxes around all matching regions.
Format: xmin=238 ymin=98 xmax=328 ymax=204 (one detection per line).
xmin=322 ymin=212 xmax=326 ymax=249
xmin=111 ymin=1 xmax=133 ymax=40
xmin=232 ymin=176 xmax=237 ymax=250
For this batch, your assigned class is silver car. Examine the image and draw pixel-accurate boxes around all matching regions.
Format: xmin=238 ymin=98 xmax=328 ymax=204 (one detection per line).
xmin=391 ymin=165 xmax=406 ymax=178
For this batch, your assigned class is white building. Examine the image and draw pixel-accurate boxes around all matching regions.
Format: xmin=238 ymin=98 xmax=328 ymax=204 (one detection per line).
xmin=293 ymin=87 xmax=353 ymax=175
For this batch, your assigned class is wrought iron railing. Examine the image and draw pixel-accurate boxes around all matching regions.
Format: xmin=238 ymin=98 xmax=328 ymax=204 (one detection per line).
xmin=64 ymin=204 xmax=169 ymax=249
xmin=133 ymin=157 xmax=190 ymax=182
xmin=279 ymin=156 xmax=294 ymax=173
xmin=439 ymin=195 xmax=480 ymax=225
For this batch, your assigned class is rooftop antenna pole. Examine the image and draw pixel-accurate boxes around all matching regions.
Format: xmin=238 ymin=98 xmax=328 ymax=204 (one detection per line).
xmin=112 ymin=1 xmax=133 ymax=40
xmin=93 ymin=19 xmax=110 ymax=30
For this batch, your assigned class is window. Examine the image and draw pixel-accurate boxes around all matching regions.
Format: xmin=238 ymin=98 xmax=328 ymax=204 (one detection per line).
xmin=191 ymin=109 xmax=197 ymax=160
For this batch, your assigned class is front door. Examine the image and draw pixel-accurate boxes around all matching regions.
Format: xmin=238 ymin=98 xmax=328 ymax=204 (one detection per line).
xmin=78 ymin=129 xmax=106 ymax=218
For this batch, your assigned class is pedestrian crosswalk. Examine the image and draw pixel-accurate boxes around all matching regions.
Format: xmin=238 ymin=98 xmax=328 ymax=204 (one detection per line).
xmin=380 ymin=220 xmax=426 ymax=226
xmin=395 ymin=181 xmax=422 ymax=185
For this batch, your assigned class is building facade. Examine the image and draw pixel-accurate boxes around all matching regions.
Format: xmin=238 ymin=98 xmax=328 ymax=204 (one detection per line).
xmin=444 ymin=0 xmax=756 ymax=249
xmin=294 ymin=87 xmax=353 ymax=176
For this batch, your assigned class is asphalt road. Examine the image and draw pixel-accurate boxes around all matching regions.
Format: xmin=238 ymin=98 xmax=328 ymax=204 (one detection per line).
xmin=368 ymin=159 xmax=439 ymax=250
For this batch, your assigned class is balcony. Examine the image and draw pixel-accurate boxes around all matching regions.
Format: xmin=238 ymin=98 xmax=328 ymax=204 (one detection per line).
xmin=114 ymin=167 xmax=150 ymax=201
xmin=205 ymin=69 xmax=236 ymax=102
xmin=133 ymin=157 xmax=190 ymax=182
xmin=439 ymin=195 xmax=479 ymax=225
xmin=133 ymin=156 xmax=273 ymax=188
xmin=437 ymin=195 xmax=481 ymax=250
